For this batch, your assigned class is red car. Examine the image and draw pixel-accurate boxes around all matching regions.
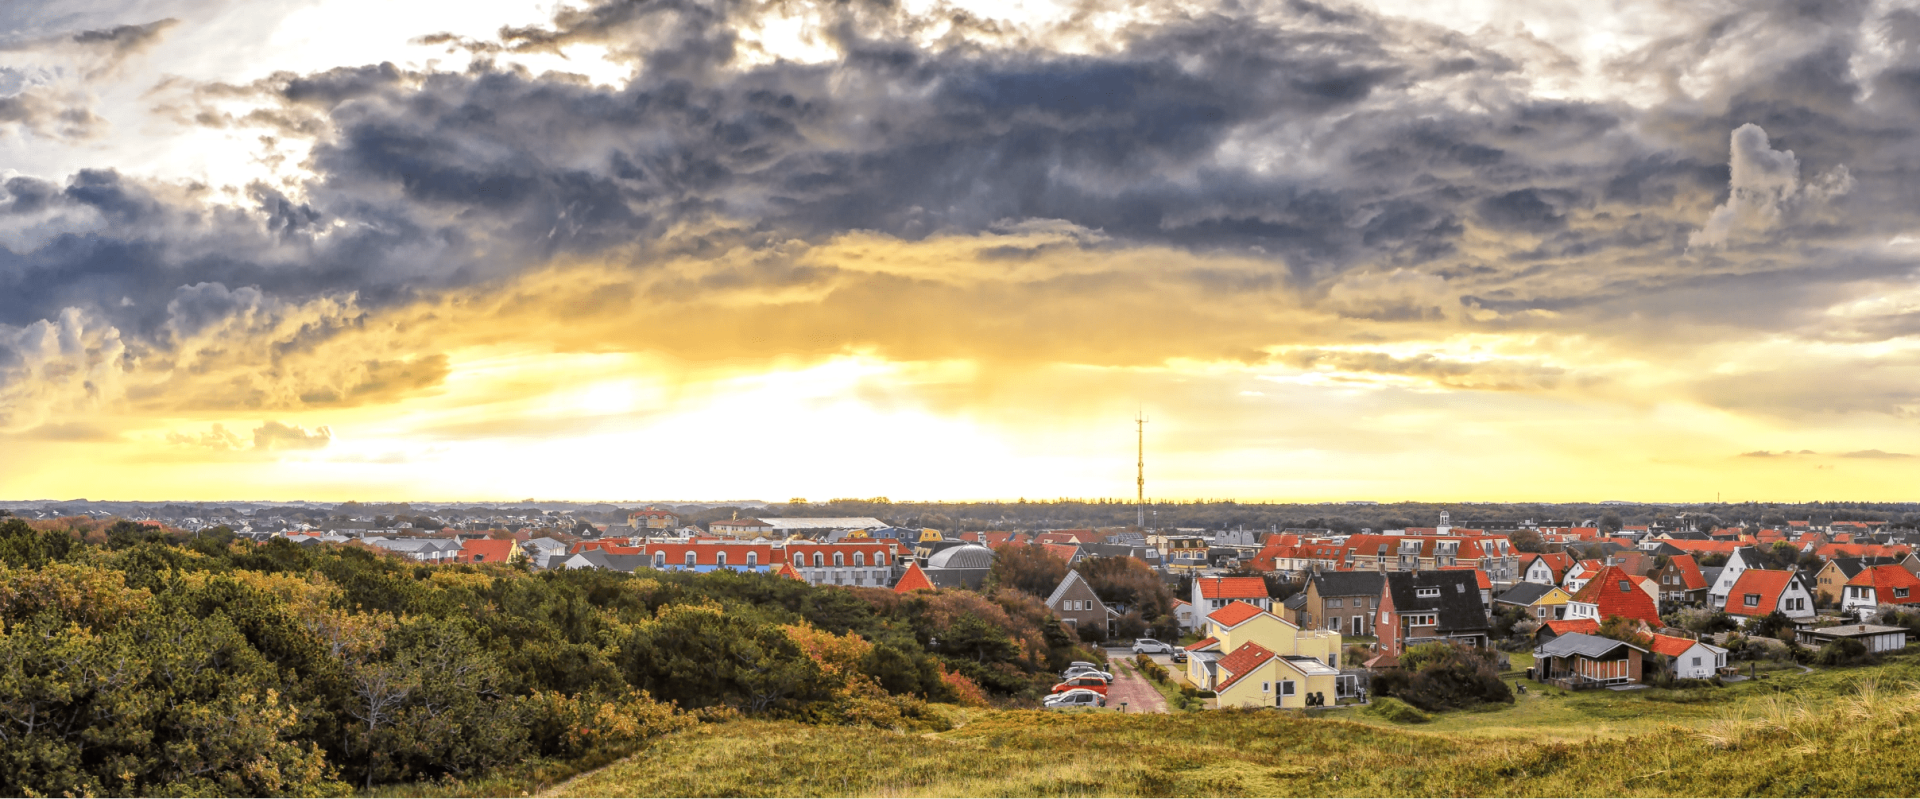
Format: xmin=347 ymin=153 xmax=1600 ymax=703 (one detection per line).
xmin=1050 ymin=675 xmax=1110 ymax=695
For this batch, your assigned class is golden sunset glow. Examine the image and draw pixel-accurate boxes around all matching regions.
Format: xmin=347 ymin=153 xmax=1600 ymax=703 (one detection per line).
xmin=3 ymin=0 xmax=1919 ymax=502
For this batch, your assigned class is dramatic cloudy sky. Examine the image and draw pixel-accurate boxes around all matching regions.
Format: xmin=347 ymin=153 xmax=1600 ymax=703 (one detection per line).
xmin=4 ymin=0 xmax=1920 ymax=502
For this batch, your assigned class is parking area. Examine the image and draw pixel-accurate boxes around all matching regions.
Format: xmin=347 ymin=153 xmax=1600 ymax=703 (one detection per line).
xmin=1100 ymin=646 xmax=1173 ymax=713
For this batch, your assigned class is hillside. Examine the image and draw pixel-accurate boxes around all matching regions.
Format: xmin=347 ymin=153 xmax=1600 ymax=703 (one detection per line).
xmin=549 ymin=666 xmax=1920 ymax=798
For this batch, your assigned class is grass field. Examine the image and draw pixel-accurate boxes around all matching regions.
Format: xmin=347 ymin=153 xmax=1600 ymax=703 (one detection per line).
xmin=543 ymin=658 xmax=1920 ymax=798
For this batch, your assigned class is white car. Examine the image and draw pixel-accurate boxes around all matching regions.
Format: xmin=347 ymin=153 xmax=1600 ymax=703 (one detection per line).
xmin=1043 ymin=688 xmax=1106 ymax=708
xmin=1062 ymin=667 xmax=1113 ymax=682
xmin=1132 ymin=638 xmax=1173 ymax=654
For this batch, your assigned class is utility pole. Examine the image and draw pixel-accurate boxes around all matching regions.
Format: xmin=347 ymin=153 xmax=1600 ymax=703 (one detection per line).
xmin=1135 ymin=410 xmax=1147 ymax=530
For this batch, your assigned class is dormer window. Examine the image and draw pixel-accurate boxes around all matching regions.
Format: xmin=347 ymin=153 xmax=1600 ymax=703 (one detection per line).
xmin=1744 ymin=593 xmax=1760 ymax=607
xmin=1416 ymin=587 xmax=1440 ymax=598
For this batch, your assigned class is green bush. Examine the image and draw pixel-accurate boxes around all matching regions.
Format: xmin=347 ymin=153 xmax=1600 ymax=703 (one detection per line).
xmin=1815 ymin=637 xmax=1876 ymax=667
xmin=1373 ymin=643 xmax=1513 ymax=711
xmin=1366 ymin=696 xmax=1430 ymax=724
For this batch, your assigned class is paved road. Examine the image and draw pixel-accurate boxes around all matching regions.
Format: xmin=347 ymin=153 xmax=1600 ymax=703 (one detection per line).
xmin=1101 ymin=648 xmax=1170 ymax=713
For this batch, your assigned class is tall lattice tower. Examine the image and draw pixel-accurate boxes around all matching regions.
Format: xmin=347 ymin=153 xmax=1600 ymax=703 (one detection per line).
xmin=1135 ymin=411 xmax=1147 ymax=529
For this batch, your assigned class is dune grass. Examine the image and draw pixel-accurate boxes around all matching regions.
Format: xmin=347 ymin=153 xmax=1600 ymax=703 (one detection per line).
xmin=546 ymin=659 xmax=1920 ymax=797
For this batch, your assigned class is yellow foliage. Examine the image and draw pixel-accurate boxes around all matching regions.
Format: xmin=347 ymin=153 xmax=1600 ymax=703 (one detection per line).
xmin=0 ymin=562 xmax=152 ymax=630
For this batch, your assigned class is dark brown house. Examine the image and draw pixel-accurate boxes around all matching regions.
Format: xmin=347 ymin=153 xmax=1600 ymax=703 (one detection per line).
xmin=1046 ymin=569 xmax=1115 ymax=638
xmin=1301 ymin=571 xmax=1386 ymax=636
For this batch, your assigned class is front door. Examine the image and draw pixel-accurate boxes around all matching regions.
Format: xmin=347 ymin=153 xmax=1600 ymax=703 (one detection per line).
xmin=1352 ymin=615 xmax=1363 ymax=636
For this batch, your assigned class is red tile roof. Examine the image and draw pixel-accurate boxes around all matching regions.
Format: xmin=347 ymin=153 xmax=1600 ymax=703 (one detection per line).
xmin=459 ymin=539 xmax=517 ymax=564
xmin=1213 ymin=642 xmax=1278 ymax=691
xmin=1668 ymin=554 xmax=1709 ymax=591
xmin=893 ymin=562 xmax=935 ymax=593
xmin=1724 ymin=569 xmax=1797 ymax=617
xmin=1040 ymin=543 xmax=1080 ymax=563
xmin=1647 ymin=633 xmax=1702 ymax=658
xmin=1845 ymin=565 xmax=1920 ymax=604
xmin=1569 ymin=565 xmax=1662 ymax=626
xmin=1817 ymin=543 xmax=1913 ymax=560
xmin=1529 ymin=552 xmax=1575 ymax=580
xmin=1035 ymin=530 xmax=1093 ymax=545
xmin=770 ymin=562 xmax=805 ymax=581
xmin=1207 ymin=601 xmax=1268 ymax=628
xmin=1195 ymin=576 xmax=1269 ymax=600
xmin=1541 ymin=618 xmax=1599 ymax=637
xmin=1184 ymin=636 xmax=1220 ymax=652
xmin=1665 ymin=540 xmax=1744 ymax=554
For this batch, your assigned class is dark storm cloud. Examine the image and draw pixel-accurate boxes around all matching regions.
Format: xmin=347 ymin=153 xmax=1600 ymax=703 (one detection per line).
xmin=6 ymin=0 xmax=1920 ymax=420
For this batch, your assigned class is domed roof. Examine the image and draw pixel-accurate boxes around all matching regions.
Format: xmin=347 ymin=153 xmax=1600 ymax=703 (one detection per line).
xmin=927 ymin=543 xmax=994 ymax=570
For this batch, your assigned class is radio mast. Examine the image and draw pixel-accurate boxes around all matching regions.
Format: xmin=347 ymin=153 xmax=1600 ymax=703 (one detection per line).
xmin=1135 ymin=410 xmax=1147 ymax=530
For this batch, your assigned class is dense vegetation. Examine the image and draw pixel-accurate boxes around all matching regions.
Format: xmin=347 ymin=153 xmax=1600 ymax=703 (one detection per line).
xmin=0 ymin=519 xmax=1087 ymax=796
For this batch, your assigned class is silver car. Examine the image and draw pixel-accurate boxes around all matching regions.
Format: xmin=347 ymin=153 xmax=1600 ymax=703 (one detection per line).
xmin=1132 ymin=638 xmax=1172 ymax=654
xmin=1043 ymin=688 xmax=1106 ymax=708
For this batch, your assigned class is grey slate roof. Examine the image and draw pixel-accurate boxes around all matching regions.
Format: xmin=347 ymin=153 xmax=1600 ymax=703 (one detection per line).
xmin=1536 ymin=632 xmax=1647 ymax=659
xmin=1495 ymin=581 xmax=1557 ymax=606
xmin=1311 ymin=571 xmax=1385 ymax=598
xmin=1046 ymin=569 xmax=1093 ymax=607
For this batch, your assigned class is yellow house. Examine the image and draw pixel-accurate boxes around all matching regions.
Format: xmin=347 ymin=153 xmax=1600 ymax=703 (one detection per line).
xmin=1185 ymin=601 xmax=1342 ymax=708
xmin=1492 ymin=582 xmax=1573 ymax=621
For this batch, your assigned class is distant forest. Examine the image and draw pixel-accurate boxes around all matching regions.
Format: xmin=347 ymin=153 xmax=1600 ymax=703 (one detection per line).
xmin=12 ymin=498 xmax=1920 ymax=534
xmin=697 ymin=499 xmax=1920 ymax=534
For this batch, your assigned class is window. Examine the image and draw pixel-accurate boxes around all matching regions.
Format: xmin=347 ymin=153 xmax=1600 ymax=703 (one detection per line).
xmin=794 ymin=553 xmax=805 ymax=567
xmin=834 ymin=553 xmax=845 ymax=567
xmin=1744 ymin=593 xmax=1760 ymax=607
xmin=1899 ymin=588 xmax=1911 ymax=599
xmin=1618 ymin=581 xmax=1632 ymax=592
xmin=1262 ymin=681 xmax=1271 ymax=693
xmin=715 ymin=552 xmax=727 ymax=567
xmin=1328 ymin=598 xmax=1343 ymax=608
xmin=854 ymin=552 xmax=865 ymax=566
xmin=1281 ymin=681 xmax=1296 ymax=696
xmin=685 ymin=552 xmax=697 ymax=567
xmin=655 ymin=553 xmax=666 ymax=567
xmin=745 ymin=552 xmax=757 ymax=567
xmin=1692 ymin=656 xmax=1702 ymax=667
xmin=1416 ymin=587 xmax=1440 ymax=598
xmin=875 ymin=554 xmax=887 ymax=566
xmin=813 ymin=553 xmax=825 ymax=567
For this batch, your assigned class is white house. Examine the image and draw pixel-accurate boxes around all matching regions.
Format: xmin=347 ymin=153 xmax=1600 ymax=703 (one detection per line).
xmin=1707 ymin=547 xmax=1768 ymax=607
xmin=1649 ymin=633 xmax=1728 ymax=679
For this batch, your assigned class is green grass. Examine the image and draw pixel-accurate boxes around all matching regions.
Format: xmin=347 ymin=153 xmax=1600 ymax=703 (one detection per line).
xmin=545 ymin=659 xmax=1920 ymax=797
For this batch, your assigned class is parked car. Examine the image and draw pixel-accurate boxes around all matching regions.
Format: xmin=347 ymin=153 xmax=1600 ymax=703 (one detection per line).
xmin=1062 ymin=667 xmax=1113 ymax=681
xmin=1171 ymin=649 xmax=1188 ymax=663
xmin=1132 ymin=638 xmax=1173 ymax=654
xmin=1043 ymin=688 xmax=1106 ymax=708
xmin=1050 ymin=675 xmax=1110 ymax=696
xmin=1066 ymin=661 xmax=1103 ymax=672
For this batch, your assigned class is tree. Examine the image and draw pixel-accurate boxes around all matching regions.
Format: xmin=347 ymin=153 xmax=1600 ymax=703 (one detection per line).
xmin=1508 ymin=528 xmax=1545 ymax=553
xmin=1078 ymin=556 xmax=1174 ymax=620
xmin=1599 ymin=512 xmax=1623 ymax=533
xmin=983 ymin=543 xmax=1069 ymax=598
xmin=1595 ymin=615 xmax=1653 ymax=650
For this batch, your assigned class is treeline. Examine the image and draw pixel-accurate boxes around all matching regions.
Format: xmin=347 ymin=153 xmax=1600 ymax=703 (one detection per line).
xmin=0 ymin=520 xmax=1088 ymax=796
xmin=761 ymin=499 xmax=1920 ymax=532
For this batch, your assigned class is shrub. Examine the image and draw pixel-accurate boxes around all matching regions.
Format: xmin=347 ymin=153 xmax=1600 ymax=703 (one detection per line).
xmin=1815 ymin=637 xmax=1876 ymax=667
xmin=1374 ymin=643 xmax=1513 ymax=711
xmin=1366 ymin=696 xmax=1430 ymax=724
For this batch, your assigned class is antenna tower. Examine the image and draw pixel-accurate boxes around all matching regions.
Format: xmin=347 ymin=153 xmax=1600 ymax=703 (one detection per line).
xmin=1135 ymin=410 xmax=1148 ymax=530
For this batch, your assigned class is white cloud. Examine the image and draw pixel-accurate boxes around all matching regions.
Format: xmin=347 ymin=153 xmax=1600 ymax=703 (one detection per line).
xmin=1691 ymin=123 xmax=1853 ymax=249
